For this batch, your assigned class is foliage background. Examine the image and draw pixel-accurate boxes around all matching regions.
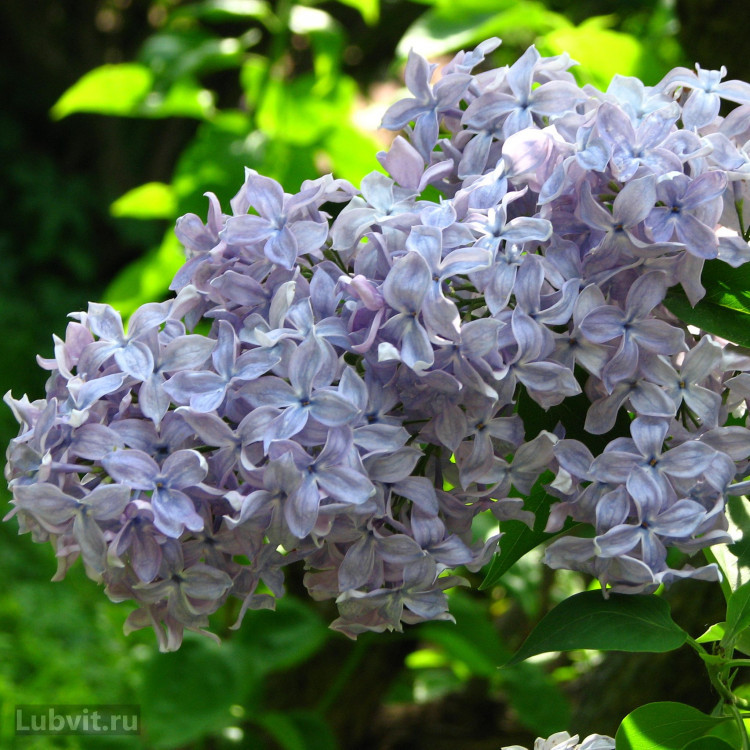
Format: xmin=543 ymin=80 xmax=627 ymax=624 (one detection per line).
xmin=0 ymin=0 xmax=746 ymax=747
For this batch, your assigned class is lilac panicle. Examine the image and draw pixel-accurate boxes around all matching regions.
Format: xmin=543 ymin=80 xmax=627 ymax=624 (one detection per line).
xmin=6 ymin=37 xmax=750 ymax=649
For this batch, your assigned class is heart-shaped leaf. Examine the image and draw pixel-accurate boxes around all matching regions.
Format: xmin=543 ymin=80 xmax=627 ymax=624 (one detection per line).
xmin=615 ymin=702 xmax=732 ymax=750
xmin=506 ymin=591 xmax=687 ymax=666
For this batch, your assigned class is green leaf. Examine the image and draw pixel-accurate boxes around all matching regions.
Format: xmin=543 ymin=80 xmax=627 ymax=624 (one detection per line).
xmin=136 ymin=78 xmax=215 ymax=119
xmin=722 ymin=579 xmax=750 ymax=647
xmin=502 ymin=664 xmax=571 ymax=736
xmin=615 ymin=702 xmax=732 ymax=750
xmin=252 ymin=712 xmax=306 ymax=750
xmin=140 ymin=30 xmax=248 ymax=82
xmin=323 ymin=125 xmax=382 ymax=186
xmin=664 ymin=259 xmax=750 ymax=348
xmin=171 ymin=0 xmax=272 ymax=22
xmin=171 ymin=112 xmax=262 ymax=213
xmin=289 ymin=7 xmax=344 ymax=89
xmin=706 ymin=495 xmax=750 ymax=594
xmin=139 ymin=637 xmax=240 ymax=748
xmin=51 ymin=64 xmax=153 ymax=119
xmin=397 ymin=0 xmax=568 ymax=59
xmin=102 ymin=231 xmax=186 ymax=318
xmin=256 ymin=74 xmax=357 ymax=146
xmin=110 ymin=182 xmax=177 ymax=220
xmin=538 ymin=16 xmax=644 ymax=90
xmin=332 ymin=0 xmax=379 ymax=25
xmin=418 ymin=592 xmax=569 ymax=735
xmin=506 ymin=591 xmax=687 ymax=666
xmin=695 ymin=622 xmax=726 ymax=644
xmin=230 ymin=596 xmax=330 ymax=677
xmin=517 ymin=384 xmax=632 ymax=464
xmin=252 ymin=711 xmax=338 ymax=750
xmin=481 ymin=471 xmax=579 ymax=590
xmin=418 ymin=590 xmax=511 ymax=677
xmin=681 ymin=738 xmax=738 ymax=750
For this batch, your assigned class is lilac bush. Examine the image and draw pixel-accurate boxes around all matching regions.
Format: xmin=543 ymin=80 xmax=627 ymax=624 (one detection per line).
xmin=6 ymin=37 xmax=750 ymax=657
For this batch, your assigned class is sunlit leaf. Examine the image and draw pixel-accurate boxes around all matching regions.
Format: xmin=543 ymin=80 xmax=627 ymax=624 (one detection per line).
xmin=615 ymin=702 xmax=732 ymax=750
xmin=140 ymin=30 xmax=248 ymax=81
xmin=681 ymin=737 xmax=739 ymax=750
xmin=51 ymin=64 xmax=154 ymax=119
xmin=289 ymin=7 xmax=344 ymax=89
xmin=137 ymin=79 xmax=216 ymax=119
xmin=171 ymin=112 xmax=263 ymax=214
xmin=705 ymin=495 xmax=750 ymax=595
xmin=257 ymin=74 xmax=357 ymax=146
xmin=332 ymin=0 xmax=379 ymax=25
xmin=695 ymin=622 xmax=726 ymax=644
xmin=396 ymin=0 xmax=568 ymax=59
xmin=506 ymin=591 xmax=687 ymax=666
xmin=111 ymin=182 xmax=177 ymax=220
xmin=103 ymin=231 xmax=186 ymax=317
xmin=323 ymin=125 xmax=383 ymax=185
xmin=539 ymin=16 xmax=644 ymax=89
xmin=171 ymin=0 xmax=272 ymax=22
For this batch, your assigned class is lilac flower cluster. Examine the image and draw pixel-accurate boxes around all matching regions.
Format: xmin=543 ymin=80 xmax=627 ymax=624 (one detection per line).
xmin=6 ymin=37 xmax=750 ymax=648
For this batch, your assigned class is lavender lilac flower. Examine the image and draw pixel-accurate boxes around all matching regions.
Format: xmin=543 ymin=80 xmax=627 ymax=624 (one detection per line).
xmin=6 ymin=37 xmax=750 ymax=649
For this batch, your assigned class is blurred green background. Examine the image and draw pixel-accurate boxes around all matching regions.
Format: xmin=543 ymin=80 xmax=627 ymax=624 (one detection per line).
xmin=0 ymin=0 xmax=744 ymax=747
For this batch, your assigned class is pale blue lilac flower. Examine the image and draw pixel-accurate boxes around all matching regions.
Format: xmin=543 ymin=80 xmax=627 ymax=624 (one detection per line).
xmin=597 ymin=102 xmax=682 ymax=181
xmin=580 ymin=271 xmax=686 ymax=390
xmin=645 ymin=171 xmax=727 ymax=258
xmin=220 ymin=170 xmax=329 ymax=269
xmin=102 ymin=449 xmax=207 ymax=538
xmin=658 ymin=63 xmax=750 ymax=130
xmin=380 ymin=49 xmax=472 ymax=159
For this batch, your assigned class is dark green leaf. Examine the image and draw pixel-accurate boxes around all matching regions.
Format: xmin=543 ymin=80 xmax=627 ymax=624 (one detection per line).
xmin=252 ymin=711 xmax=338 ymax=750
xmin=139 ymin=637 xmax=239 ymax=748
xmin=664 ymin=259 xmax=750 ymax=348
xmin=615 ymin=702 xmax=732 ymax=750
xmin=230 ymin=596 xmax=330 ymax=677
xmin=681 ymin=738 xmax=738 ymax=750
xmin=418 ymin=590 xmax=510 ymax=677
xmin=481 ymin=471 xmax=580 ymax=589
xmin=502 ymin=664 xmax=571 ymax=736
xmin=722 ymin=579 xmax=750 ymax=646
xmin=507 ymin=591 xmax=687 ymax=666
xmin=517 ymin=385 xmax=632 ymax=461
